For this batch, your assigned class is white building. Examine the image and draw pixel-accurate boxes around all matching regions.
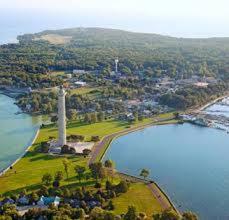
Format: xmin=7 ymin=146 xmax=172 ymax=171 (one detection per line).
xmin=73 ymin=69 xmax=86 ymax=74
xmin=74 ymin=81 xmax=87 ymax=87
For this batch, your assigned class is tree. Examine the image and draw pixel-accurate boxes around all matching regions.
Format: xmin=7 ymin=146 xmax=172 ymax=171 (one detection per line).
xmin=108 ymin=200 xmax=115 ymax=210
xmin=153 ymin=209 xmax=180 ymax=220
xmin=140 ymin=169 xmax=150 ymax=180
xmin=138 ymin=212 xmax=147 ymax=220
xmin=67 ymin=109 xmax=77 ymax=120
xmin=82 ymin=149 xmax=92 ymax=156
xmin=89 ymin=162 xmax=106 ymax=182
xmin=104 ymin=160 xmax=115 ymax=182
xmin=51 ymin=115 xmax=58 ymax=123
xmin=40 ymin=141 xmax=50 ymax=153
xmin=62 ymin=158 xmax=70 ymax=179
xmin=91 ymin=113 xmax=97 ymax=123
xmin=61 ymin=145 xmax=70 ymax=154
xmin=91 ymin=136 xmax=100 ymax=142
xmin=106 ymin=180 xmax=113 ymax=191
xmin=182 ymin=212 xmax=198 ymax=220
xmin=104 ymin=159 xmax=114 ymax=169
xmin=133 ymin=111 xmax=138 ymax=122
xmin=84 ymin=113 xmax=91 ymax=123
xmin=30 ymin=192 xmax=39 ymax=204
xmin=173 ymin=112 xmax=180 ymax=119
xmin=116 ymin=180 xmax=129 ymax=193
xmin=74 ymin=165 xmax=86 ymax=183
xmin=38 ymin=185 xmax=49 ymax=196
xmin=97 ymin=111 xmax=105 ymax=122
xmin=55 ymin=171 xmax=64 ymax=182
xmin=42 ymin=173 xmax=53 ymax=185
xmin=124 ymin=206 xmax=137 ymax=220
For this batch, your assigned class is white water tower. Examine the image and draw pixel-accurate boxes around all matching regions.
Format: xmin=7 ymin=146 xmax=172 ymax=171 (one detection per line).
xmin=115 ymin=58 xmax=119 ymax=73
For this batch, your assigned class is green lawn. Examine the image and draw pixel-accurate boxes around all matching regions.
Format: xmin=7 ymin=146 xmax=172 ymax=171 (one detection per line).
xmin=0 ymin=114 xmax=176 ymax=215
xmin=113 ymin=183 xmax=163 ymax=216
xmin=69 ymin=87 xmax=102 ymax=99
xmin=0 ymin=152 xmax=87 ymax=195
xmin=0 ymin=119 xmax=152 ymax=195
xmin=49 ymin=71 xmax=66 ymax=76
xmin=37 ymin=118 xmax=156 ymax=142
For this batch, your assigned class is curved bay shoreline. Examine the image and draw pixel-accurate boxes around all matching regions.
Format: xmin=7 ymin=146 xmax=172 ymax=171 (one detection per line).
xmin=89 ymin=118 xmax=180 ymax=214
xmin=0 ymin=129 xmax=40 ymax=177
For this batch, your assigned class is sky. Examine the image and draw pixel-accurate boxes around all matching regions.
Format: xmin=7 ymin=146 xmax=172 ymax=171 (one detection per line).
xmin=1 ymin=0 xmax=229 ymax=38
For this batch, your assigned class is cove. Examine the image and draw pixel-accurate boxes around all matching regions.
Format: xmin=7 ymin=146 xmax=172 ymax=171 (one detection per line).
xmin=0 ymin=94 xmax=41 ymax=172
xmin=104 ymin=123 xmax=229 ymax=219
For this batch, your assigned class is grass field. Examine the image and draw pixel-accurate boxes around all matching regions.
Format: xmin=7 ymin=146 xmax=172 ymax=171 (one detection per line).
xmin=113 ymin=182 xmax=164 ymax=216
xmin=0 ymin=118 xmax=154 ymax=195
xmin=69 ymin=87 xmax=103 ymax=99
xmin=0 ymin=114 xmax=176 ymax=215
xmin=35 ymin=34 xmax=72 ymax=44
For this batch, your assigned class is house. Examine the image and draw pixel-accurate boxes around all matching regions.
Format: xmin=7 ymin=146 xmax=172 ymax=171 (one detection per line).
xmin=87 ymin=200 xmax=101 ymax=208
xmin=18 ymin=196 xmax=29 ymax=205
xmin=73 ymin=69 xmax=85 ymax=74
xmin=194 ymin=82 xmax=208 ymax=88
xmin=74 ymin=81 xmax=87 ymax=87
xmin=70 ymin=199 xmax=80 ymax=208
xmin=66 ymin=74 xmax=72 ymax=79
xmin=37 ymin=196 xmax=60 ymax=207
xmin=2 ymin=198 xmax=15 ymax=205
xmin=48 ymin=146 xmax=62 ymax=154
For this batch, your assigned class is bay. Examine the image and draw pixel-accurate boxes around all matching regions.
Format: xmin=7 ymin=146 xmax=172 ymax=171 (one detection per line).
xmin=0 ymin=94 xmax=41 ymax=172
xmin=104 ymin=122 xmax=229 ymax=219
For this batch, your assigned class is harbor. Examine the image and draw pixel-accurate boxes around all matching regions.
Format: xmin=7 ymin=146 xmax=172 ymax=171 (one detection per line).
xmin=182 ymin=96 xmax=229 ymax=132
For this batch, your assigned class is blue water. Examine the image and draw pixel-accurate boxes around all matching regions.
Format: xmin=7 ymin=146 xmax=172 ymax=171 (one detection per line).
xmin=104 ymin=123 xmax=229 ymax=219
xmin=0 ymin=94 xmax=41 ymax=171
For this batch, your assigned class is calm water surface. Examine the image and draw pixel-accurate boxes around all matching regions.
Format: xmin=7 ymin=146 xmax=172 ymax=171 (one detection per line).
xmin=104 ymin=123 xmax=229 ymax=219
xmin=0 ymin=94 xmax=41 ymax=171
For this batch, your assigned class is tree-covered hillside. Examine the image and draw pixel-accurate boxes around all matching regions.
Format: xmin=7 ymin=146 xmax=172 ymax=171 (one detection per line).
xmin=0 ymin=27 xmax=229 ymax=90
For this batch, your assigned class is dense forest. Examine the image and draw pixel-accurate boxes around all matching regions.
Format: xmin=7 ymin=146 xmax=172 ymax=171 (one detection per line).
xmin=1 ymin=28 xmax=229 ymax=89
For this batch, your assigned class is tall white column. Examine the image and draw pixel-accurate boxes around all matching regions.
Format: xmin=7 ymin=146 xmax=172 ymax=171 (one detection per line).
xmin=115 ymin=58 xmax=119 ymax=73
xmin=58 ymin=86 xmax=66 ymax=146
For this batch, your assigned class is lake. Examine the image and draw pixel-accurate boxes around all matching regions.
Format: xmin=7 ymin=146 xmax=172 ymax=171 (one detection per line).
xmin=104 ymin=122 xmax=229 ymax=219
xmin=0 ymin=94 xmax=41 ymax=172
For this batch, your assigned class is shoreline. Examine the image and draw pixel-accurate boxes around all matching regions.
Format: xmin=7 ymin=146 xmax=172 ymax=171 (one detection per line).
xmin=188 ymin=93 xmax=229 ymax=114
xmin=0 ymin=93 xmax=42 ymax=177
xmin=89 ymin=118 xmax=180 ymax=214
xmin=0 ymin=128 xmax=40 ymax=177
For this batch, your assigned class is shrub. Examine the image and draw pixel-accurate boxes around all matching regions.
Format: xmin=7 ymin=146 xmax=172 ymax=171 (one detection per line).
xmin=94 ymin=182 xmax=102 ymax=188
xmin=91 ymin=136 xmax=100 ymax=142
xmin=115 ymin=180 xmax=129 ymax=193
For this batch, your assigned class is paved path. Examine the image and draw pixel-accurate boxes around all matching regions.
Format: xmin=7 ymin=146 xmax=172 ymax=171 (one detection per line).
xmin=89 ymin=117 xmax=174 ymax=165
xmin=147 ymin=183 xmax=171 ymax=211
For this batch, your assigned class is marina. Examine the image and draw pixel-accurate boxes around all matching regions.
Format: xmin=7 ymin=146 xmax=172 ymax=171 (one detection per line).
xmin=182 ymin=97 xmax=229 ymax=132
